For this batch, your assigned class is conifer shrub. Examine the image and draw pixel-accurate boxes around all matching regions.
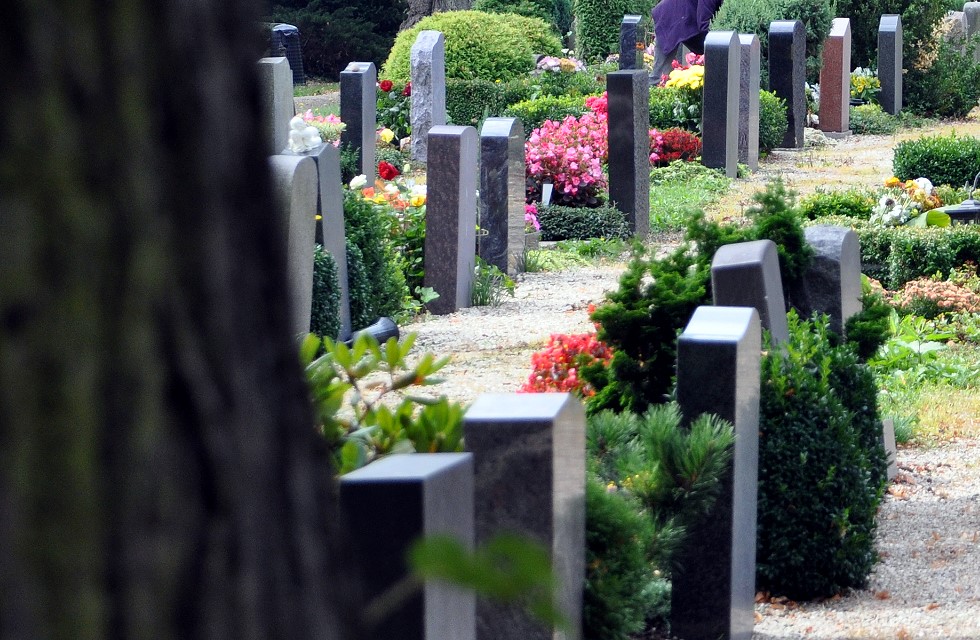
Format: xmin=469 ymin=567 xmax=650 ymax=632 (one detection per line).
xmin=537 ymin=204 xmax=631 ymax=241
xmin=380 ymin=11 xmax=561 ymax=85
xmin=757 ymin=312 xmax=884 ymax=599
xmin=311 ymin=245 xmax=342 ymax=340
xmin=573 ymin=0 xmax=632 ymax=63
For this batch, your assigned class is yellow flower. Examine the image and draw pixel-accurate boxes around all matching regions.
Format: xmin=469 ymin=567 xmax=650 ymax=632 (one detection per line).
xmin=410 ymin=195 xmax=426 ymax=207
xmin=379 ymin=128 xmax=395 ymax=144
xmin=884 ymin=176 xmax=901 ymax=188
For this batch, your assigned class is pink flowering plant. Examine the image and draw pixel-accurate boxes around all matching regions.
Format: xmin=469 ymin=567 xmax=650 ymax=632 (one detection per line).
xmin=524 ymin=203 xmax=541 ymax=232
xmin=302 ymin=110 xmax=345 ymax=146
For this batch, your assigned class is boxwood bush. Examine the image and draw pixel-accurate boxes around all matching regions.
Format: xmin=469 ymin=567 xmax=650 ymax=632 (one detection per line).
xmin=343 ymin=190 xmax=407 ymax=328
xmin=446 ymin=77 xmax=533 ymax=127
xmin=893 ymin=133 xmax=980 ymax=188
xmin=380 ymin=11 xmax=561 ymax=84
xmin=799 ymin=188 xmax=874 ymax=220
xmin=759 ymin=89 xmax=788 ymax=153
xmin=537 ymin=203 xmax=631 ymax=241
xmin=502 ymin=95 xmax=588 ymax=136
xmin=648 ymin=86 xmax=686 ymax=131
xmin=311 ymin=244 xmax=342 ymax=340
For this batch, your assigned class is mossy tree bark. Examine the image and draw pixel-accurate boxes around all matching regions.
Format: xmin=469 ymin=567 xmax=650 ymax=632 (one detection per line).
xmin=0 ymin=2 xmax=359 ymax=639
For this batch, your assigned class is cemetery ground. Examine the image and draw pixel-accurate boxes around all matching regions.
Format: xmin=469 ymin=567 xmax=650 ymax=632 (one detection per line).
xmin=404 ymin=117 xmax=980 ymax=639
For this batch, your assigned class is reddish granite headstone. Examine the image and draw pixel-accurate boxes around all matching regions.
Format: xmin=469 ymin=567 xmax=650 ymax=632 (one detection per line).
xmin=819 ymin=18 xmax=851 ymax=137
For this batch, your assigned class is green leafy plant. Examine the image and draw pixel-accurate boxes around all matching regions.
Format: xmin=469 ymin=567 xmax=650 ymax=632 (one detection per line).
xmin=472 ymin=257 xmax=516 ymax=307
xmin=799 ymin=187 xmax=875 ymax=220
xmin=472 ymin=0 xmax=562 ymax=30
xmin=537 ymin=203 xmax=631 ymax=241
xmin=301 ymin=332 xmax=465 ymax=475
xmin=311 ymin=244 xmax=342 ymax=340
xmin=849 ymin=103 xmax=899 ymax=135
xmin=904 ymin=36 xmax=980 ymax=118
xmin=376 ymin=79 xmax=412 ymax=142
xmin=893 ymin=132 xmax=980 ymax=188
xmin=573 ymin=0 xmax=634 ymax=63
xmin=502 ymin=95 xmax=588 ymax=137
xmin=649 ymin=160 xmax=731 ymax=231
xmin=759 ymin=89 xmax=788 ymax=153
xmin=447 ymin=77 xmax=534 ymax=128
xmin=833 ymin=0 xmax=947 ymax=70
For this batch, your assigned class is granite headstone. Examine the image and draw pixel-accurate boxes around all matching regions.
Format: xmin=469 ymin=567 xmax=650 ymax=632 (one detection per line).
xmin=607 ymin=69 xmax=651 ymax=237
xmin=258 ymin=57 xmax=295 ymax=156
xmin=769 ymin=20 xmax=806 ymax=148
xmin=702 ymin=30 xmax=740 ymax=178
xmin=791 ymin=225 xmax=862 ymax=336
xmin=620 ymin=15 xmax=643 ymax=70
xmin=966 ymin=2 xmax=980 ymax=62
xmin=411 ymin=30 xmax=448 ymax=164
xmin=819 ymin=18 xmax=852 ymax=137
xmin=878 ymin=15 xmax=903 ymax=115
xmin=711 ymin=239 xmax=789 ymax=344
xmin=738 ymin=34 xmax=761 ymax=170
xmin=340 ymin=61 xmax=378 ymax=185
xmin=479 ymin=117 xmax=526 ymax=275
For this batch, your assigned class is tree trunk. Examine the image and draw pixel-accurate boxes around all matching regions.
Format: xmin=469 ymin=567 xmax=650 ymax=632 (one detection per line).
xmin=0 ymin=2 xmax=360 ymax=639
xmin=401 ymin=0 xmax=474 ymax=31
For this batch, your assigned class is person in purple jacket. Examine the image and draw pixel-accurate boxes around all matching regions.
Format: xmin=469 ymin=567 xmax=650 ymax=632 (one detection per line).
xmin=650 ymin=0 xmax=725 ymax=82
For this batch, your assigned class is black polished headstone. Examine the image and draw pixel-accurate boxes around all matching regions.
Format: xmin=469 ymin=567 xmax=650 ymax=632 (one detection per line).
xmin=878 ymin=15 xmax=903 ymax=115
xmin=620 ymin=15 xmax=642 ymax=70
xmin=672 ymin=306 xmax=761 ymax=640
xmin=479 ymin=117 xmax=526 ymax=275
xmin=738 ymin=34 xmax=761 ymax=170
xmin=464 ymin=393 xmax=586 ymax=640
xmin=340 ymin=61 xmax=378 ymax=184
xmin=339 ymin=453 xmax=475 ymax=640
xmin=790 ymin=225 xmax=862 ymax=336
xmin=711 ymin=239 xmax=789 ymax=343
xmin=607 ymin=69 xmax=650 ymax=237
xmin=702 ymin=30 xmax=740 ymax=178
xmin=425 ymin=125 xmax=477 ymax=315
xmin=769 ymin=20 xmax=806 ymax=148
xmin=411 ymin=30 xmax=448 ymax=164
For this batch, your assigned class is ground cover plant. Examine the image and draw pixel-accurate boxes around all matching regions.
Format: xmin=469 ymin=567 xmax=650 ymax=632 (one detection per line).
xmin=648 ymin=161 xmax=731 ymax=231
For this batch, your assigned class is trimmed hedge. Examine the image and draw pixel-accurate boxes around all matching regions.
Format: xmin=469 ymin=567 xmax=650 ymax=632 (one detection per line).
xmin=538 ymin=203 xmax=632 ymax=240
xmin=759 ymin=89 xmax=788 ymax=153
xmin=799 ymin=188 xmax=874 ymax=220
xmin=502 ymin=95 xmax=588 ymax=136
xmin=574 ymin=0 xmax=633 ymax=63
xmin=893 ymin=132 xmax=980 ymax=188
xmin=446 ymin=77 xmax=533 ymax=127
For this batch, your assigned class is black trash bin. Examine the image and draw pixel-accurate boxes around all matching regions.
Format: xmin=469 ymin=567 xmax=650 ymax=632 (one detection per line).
xmin=270 ymin=23 xmax=305 ymax=86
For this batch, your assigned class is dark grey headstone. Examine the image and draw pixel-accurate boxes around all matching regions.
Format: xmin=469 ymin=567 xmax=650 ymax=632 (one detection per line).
xmin=425 ymin=125 xmax=477 ymax=315
xmin=966 ymin=2 xmax=980 ymax=62
xmin=339 ymin=453 xmax=475 ymax=640
xmin=340 ymin=61 xmax=378 ymax=184
xmin=286 ymin=143 xmax=352 ymax=338
xmin=607 ymin=69 xmax=650 ymax=237
xmin=711 ymin=239 xmax=789 ymax=343
xmin=269 ymin=154 xmax=319 ymax=339
xmin=878 ymin=15 xmax=903 ymax=115
xmin=672 ymin=305 xmax=761 ymax=640
xmin=620 ymin=15 xmax=642 ymax=70
xmin=738 ymin=34 xmax=761 ymax=170
xmin=791 ymin=225 xmax=862 ymax=336
xmin=882 ymin=419 xmax=898 ymax=481
xmin=479 ymin=117 xmax=526 ymax=275
xmin=258 ymin=57 xmax=295 ymax=156
xmin=702 ymin=30 xmax=740 ymax=178
xmin=464 ymin=393 xmax=586 ymax=640
xmin=411 ymin=30 xmax=448 ymax=164
xmin=769 ymin=20 xmax=806 ymax=148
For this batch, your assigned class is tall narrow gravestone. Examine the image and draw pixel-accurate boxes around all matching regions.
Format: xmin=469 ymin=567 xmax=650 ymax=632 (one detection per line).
xmin=738 ymin=34 xmax=761 ymax=170
xmin=819 ymin=18 xmax=852 ymax=137
xmin=711 ymin=239 xmax=789 ymax=344
xmin=479 ymin=117 xmax=526 ymax=275
xmin=411 ymin=30 xmax=447 ymax=164
xmin=879 ymin=15 xmax=903 ymax=115
xmin=769 ymin=20 xmax=806 ymax=148
xmin=702 ymin=31 xmax=740 ymax=178
xmin=620 ymin=15 xmax=642 ymax=69
xmin=790 ymin=225 xmax=862 ymax=335
xmin=944 ymin=11 xmax=969 ymax=55
xmin=671 ymin=306 xmax=761 ymax=640
xmin=966 ymin=2 xmax=980 ymax=62
xmin=607 ymin=69 xmax=650 ymax=237
xmin=340 ymin=61 xmax=377 ymax=185
xmin=339 ymin=453 xmax=475 ymax=640
xmin=425 ymin=125 xmax=477 ymax=315
xmin=464 ymin=393 xmax=586 ymax=640
xmin=258 ymin=57 xmax=295 ymax=155
xmin=268 ymin=155 xmax=318 ymax=338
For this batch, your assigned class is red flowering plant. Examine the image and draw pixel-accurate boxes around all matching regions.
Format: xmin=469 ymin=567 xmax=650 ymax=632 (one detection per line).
xmin=519 ymin=333 xmax=613 ymax=398
xmin=655 ymin=128 xmax=702 ymax=165
xmin=378 ymin=161 xmax=400 ymax=181
xmin=377 ymin=78 xmax=411 ymax=142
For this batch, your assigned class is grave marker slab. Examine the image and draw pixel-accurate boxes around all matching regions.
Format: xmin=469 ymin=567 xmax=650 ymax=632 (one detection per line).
xmin=882 ymin=419 xmax=898 ymax=481
xmin=791 ymin=225 xmax=862 ymax=335
xmin=607 ymin=70 xmax=651 ymax=236
xmin=879 ymin=15 xmax=903 ymax=115
xmin=464 ymin=393 xmax=585 ymax=640
xmin=620 ymin=15 xmax=642 ymax=69
xmin=339 ymin=453 xmax=475 ymax=640
xmin=479 ymin=117 xmax=526 ymax=275
xmin=702 ymin=30 xmax=740 ymax=178
xmin=769 ymin=20 xmax=806 ymax=148
xmin=711 ymin=239 xmax=789 ymax=343
xmin=944 ymin=11 xmax=969 ymax=55
xmin=258 ymin=57 xmax=295 ymax=155
xmin=425 ymin=125 xmax=477 ymax=315
xmin=269 ymin=154 xmax=318 ymax=338
xmin=966 ymin=2 xmax=980 ymax=62
xmin=672 ymin=305 xmax=761 ymax=640
xmin=819 ymin=18 xmax=852 ymax=137
xmin=340 ymin=61 xmax=377 ymax=185
xmin=738 ymin=34 xmax=761 ymax=170
xmin=411 ymin=30 xmax=447 ymax=164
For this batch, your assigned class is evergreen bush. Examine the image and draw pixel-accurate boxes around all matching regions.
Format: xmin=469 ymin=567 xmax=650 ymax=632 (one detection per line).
xmin=502 ymin=95 xmax=588 ymax=137
xmin=904 ymin=38 xmax=980 ymax=118
xmin=573 ymin=0 xmax=632 ymax=63
xmin=380 ymin=11 xmax=561 ymax=84
xmin=849 ymin=103 xmax=900 ymax=135
xmin=446 ymin=78 xmax=533 ymax=128
xmin=538 ymin=204 xmax=632 ymax=241
xmin=799 ymin=188 xmax=875 ymax=220
xmin=892 ymin=132 xmax=980 ymax=189
xmin=343 ymin=190 xmax=407 ymax=328
xmin=311 ymin=244 xmax=342 ymax=340
xmin=833 ymin=0 xmax=948 ymax=70
xmin=473 ymin=0 xmax=560 ymax=29
xmin=648 ymin=87 xmax=687 ymax=131
xmin=759 ymin=90 xmax=788 ymax=152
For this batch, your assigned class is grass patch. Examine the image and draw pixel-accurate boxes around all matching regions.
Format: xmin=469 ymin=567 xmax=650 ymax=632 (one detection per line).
xmin=649 ymin=161 xmax=732 ymax=231
xmin=294 ymin=79 xmax=339 ymax=97
xmin=523 ymin=248 xmax=592 ymax=272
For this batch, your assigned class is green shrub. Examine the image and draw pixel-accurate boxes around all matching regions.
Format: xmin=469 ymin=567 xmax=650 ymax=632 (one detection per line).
xmin=892 ymin=132 xmax=980 ymax=188
xmin=759 ymin=90 xmax=788 ymax=152
xmin=375 ymin=145 xmax=407 ymax=173
xmin=502 ymin=95 xmax=588 ymax=136
xmin=710 ymin=0 xmax=834 ymax=83
xmin=535 ymin=66 xmax=606 ymax=98
xmin=648 ymin=86 xmax=687 ymax=131
xmin=833 ymin=0 xmax=949 ymax=70
xmin=538 ymin=204 xmax=632 ymax=241
xmin=799 ymin=188 xmax=875 ymax=220
xmin=446 ymin=77 xmax=533 ymax=128
xmin=757 ymin=312 xmax=884 ymax=599
xmin=311 ymin=244 xmax=342 ymax=339
xmin=849 ymin=103 xmax=899 ymax=135
xmin=344 ymin=190 xmax=407 ymax=327
xmin=380 ymin=11 xmax=561 ymax=85
xmin=574 ymin=0 xmax=637 ymax=63
xmin=904 ymin=38 xmax=980 ymax=118
xmin=473 ymin=0 xmax=559 ymax=29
